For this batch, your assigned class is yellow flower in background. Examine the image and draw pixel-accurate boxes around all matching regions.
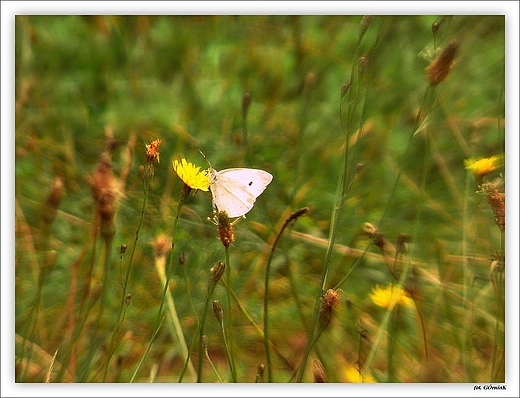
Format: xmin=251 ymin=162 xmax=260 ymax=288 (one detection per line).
xmin=344 ymin=365 xmax=376 ymax=383
xmin=370 ymin=283 xmax=413 ymax=309
xmin=172 ymin=159 xmax=210 ymax=191
xmin=464 ymin=155 xmax=502 ymax=177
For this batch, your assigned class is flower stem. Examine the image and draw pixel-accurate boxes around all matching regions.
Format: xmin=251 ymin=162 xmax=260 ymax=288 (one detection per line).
xmin=224 ymin=247 xmax=237 ymax=382
xmin=103 ymin=176 xmax=151 ymax=382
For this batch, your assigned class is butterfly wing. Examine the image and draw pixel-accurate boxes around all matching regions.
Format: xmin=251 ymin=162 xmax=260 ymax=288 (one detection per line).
xmin=210 ymin=168 xmax=273 ymax=218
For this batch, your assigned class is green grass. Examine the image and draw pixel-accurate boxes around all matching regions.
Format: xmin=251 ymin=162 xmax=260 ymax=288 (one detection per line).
xmin=15 ymin=15 xmax=505 ymax=383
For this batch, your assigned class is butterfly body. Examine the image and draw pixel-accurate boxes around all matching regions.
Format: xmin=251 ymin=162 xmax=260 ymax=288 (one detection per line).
xmin=208 ymin=167 xmax=273 ymax=218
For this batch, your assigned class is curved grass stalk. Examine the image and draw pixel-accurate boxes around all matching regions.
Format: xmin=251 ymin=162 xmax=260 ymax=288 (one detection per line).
xmin=219 ymin=278 xmax=294 ymax=372
xmin=264 ymin=208 xmax=308 ymax=382
xmin=202 ymin=335 xmax=223 ymax=382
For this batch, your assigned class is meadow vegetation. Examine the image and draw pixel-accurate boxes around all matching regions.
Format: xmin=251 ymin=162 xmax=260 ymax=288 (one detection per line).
xmin=15 ymin=15 xmax=505 ymax=383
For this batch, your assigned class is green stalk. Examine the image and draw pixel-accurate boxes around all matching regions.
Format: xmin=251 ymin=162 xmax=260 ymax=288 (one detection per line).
xmin=362 ymin=100 xmax=434 ymax=379
xmin=130 ymin=316 xmax=165 ymax=383
xmin=54 ymin=227 xmax=99 ymax=383
xmin=196 ymin=300 xmax=209 ymax=382
xmin=131 ymin=185 xmax=194 ymax=382
xmin=386 ymin=305 xmax=399 ymax=382
xmin=178 ymin=262 xmax=224 ymax=382
xmin=17 ymin=218 xmax=58 ymax=381
xmin=202 ymin=335 xmax=223 ymax=382
xmin=294 ymin=18 xmax=382 ymax=382
xmin=103 ymin=175 xmax=151 ymax=381
xmin=224 ymin=247 xmax=237 ymax=382
xmin=294 ymin=116 xmax=349 ymax=383
xmin=182 ymin=260 xmax=199 ymax=322
xmin=490 ymin=235 xmax=505 ymax=382
xmin=460 ymin=170 xmax=473 ymax=379
xmin=210 ymin=298 xmax=235 ymax=383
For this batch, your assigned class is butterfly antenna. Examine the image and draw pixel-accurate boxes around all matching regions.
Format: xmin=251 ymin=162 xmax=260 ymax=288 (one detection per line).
xmin=198 ymin=149 xmax=212 ymax=168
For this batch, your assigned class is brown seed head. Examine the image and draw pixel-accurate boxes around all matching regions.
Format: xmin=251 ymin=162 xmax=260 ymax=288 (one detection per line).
xmin=426 ymin=39 xmax=458 ymax=86
xmin=210 ymin=261 xmax=226 ymax=286
xmin=42 ymin=176 xmax=64 ymax=227
xmin=89 ymin=154 xmax=124 ymax=240
xmin=120 ymin=243 xmax=128 ymax=257
xmin=481 ymin=182 xmax=505 ymax=232
xmin=145 ymin=139 xmax=162 ymax=164
xmin=152 ymin=234 xmax=173 ymax=259
xmin=216 ymin=211 xmax=235 ymax=248
xmin=313 ymin=359 xmax=326 ymax=383
xmin=323 ymin=288 xmax=340 ymax=308
xmin=212 ymin=300 xmax=224 ymax=324
xmin=318 ymin=289 xmax=340 ymax=331
xmin=359 ymin=15 xmax=374 ymax=40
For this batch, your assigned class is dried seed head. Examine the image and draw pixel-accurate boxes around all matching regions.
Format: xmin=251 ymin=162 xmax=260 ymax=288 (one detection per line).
xmin=318 ymin=289 xmax=339 ymax=331
xmin=256 ymin=363 xmax=265 ymax=376
xmin=340 ymin=80 xmax=351 ymax=98
xmin=358 ymin=55 xmax=369 ymax=77
xmin=213 ymin=300 xmax=224 ymax=324
xmin=362 ymin=222 xmax=376 ymax=237
xmin=359 ymin=15 xmax=374 ymax=40
xmin=318 ymin=303 xmax=332 ymax=332
xmin=431 ymin=21 xmax=441 ymax=38
xmin=42 ymin=176 xmax=64 ymax=228
xmin=47 ymin=176 xmax=64 ymax=209
xmin=395 ymin=233 xmax=411 ymax=256
xmin=125 ymin=293 xmax=132 ymax=305
xmin=363 ymin=222 xmax=385 ymax=250
xmin=120 ymin=243 xmax=128 ymax=257
xmin=216 ymin=211 xmax=235 ymax=248
xmin=89 ymin=154 xmax=124 ymax=242
xmin=42 ymin=250 xmax=58 ymax=273
xmin=144 ymin=138 xmax=162 ymax=182
xmin=210 ymin=261 xmax=226 ymax=286
xmin=145 ymin=139 xmax=162 ymax=164
xmin=151 ymin=234 xmax=173 ymax=260
xmin=323 ymin=288 xmax=339 ymax=308
xmin=286 ymin=207 xmax=310 ymax=225
xmin=425 ymin=39 xmax=458 ymax=86
xmin=489 ymin=257 xmax=504 ymax=274
xmin=480 ymin=182 xmax=505 ymax=232
xmin=313 ymin=360 xmax=326 ymax=383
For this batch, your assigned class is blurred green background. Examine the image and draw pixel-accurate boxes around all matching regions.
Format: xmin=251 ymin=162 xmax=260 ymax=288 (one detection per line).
xmin=15 ymin=15 xmax=505 ymax=383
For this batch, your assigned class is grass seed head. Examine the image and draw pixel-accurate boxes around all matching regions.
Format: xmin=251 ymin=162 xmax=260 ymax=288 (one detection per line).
xmin=426 ymin=39 xmax=458 ymax=85
xmin=217 ymin=211 xmax=235 ymax=248
xmin=89 ymin=153 xmax=124 ymax=242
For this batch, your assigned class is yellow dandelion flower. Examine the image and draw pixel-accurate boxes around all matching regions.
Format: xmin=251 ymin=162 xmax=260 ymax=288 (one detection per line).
xmin=344 ymin=365 xmax=376 ymax=383
xmin=370 ymin=283 xmax=413 ymax=309
xmin=172 ymin=158 xmax=210 ymax=191
xmin=464 ymin=155 xmax=502 ymax=177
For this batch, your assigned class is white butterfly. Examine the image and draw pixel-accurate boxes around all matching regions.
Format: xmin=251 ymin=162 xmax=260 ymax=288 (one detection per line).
xmin=208 ymin=167 xmax=273 ymax=218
